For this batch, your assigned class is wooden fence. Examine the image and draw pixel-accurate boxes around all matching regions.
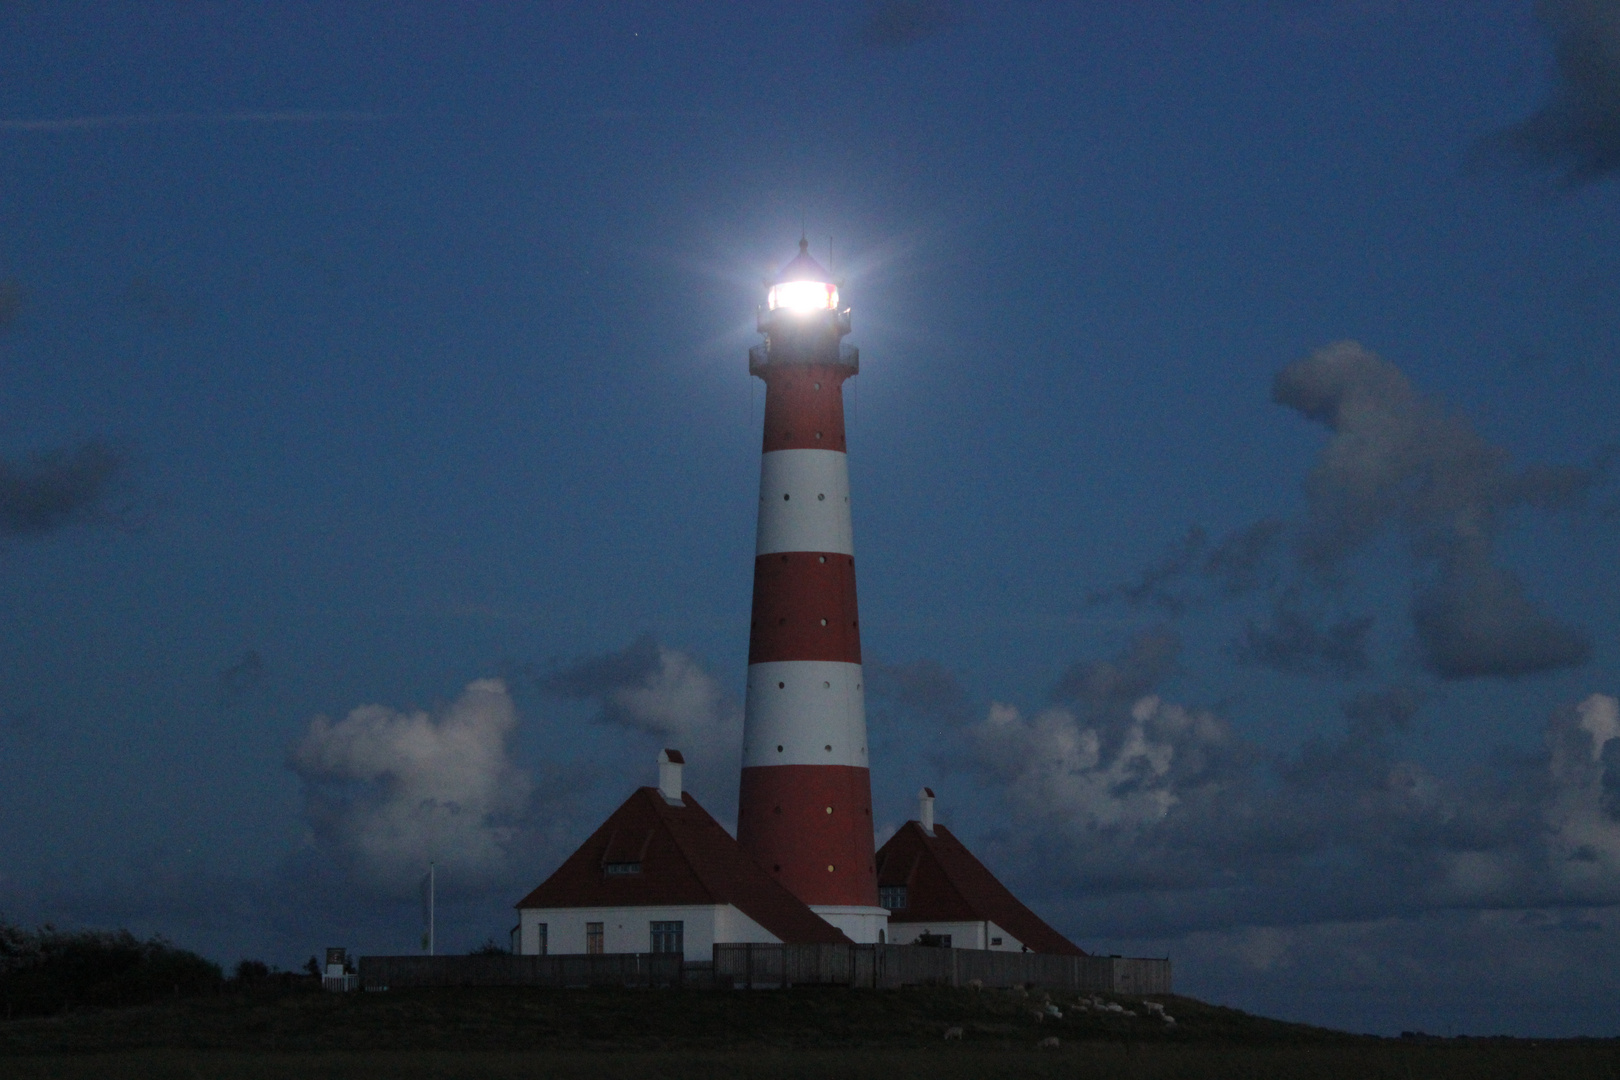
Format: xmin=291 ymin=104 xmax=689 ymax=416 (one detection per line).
xmin=712 ymin=944 xmax=1170 ymax=994
xmin=359 ymin=946 xmax=1170 ymax=995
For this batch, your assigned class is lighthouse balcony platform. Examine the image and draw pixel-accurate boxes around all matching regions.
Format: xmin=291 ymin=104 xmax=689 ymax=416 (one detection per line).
xmin=749 ymin=342 xmax=859 ymax=376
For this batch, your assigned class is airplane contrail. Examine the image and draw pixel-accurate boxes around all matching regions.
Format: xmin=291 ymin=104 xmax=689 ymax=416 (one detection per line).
xmin=0 ymin=110 xmax=387 ymax=132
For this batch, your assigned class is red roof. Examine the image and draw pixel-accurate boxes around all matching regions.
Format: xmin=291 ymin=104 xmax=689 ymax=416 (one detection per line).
xmin=516 ymin=787 xmax=850 ymax=946
xmin=875 ymin=821 xmax=1086 ymax=956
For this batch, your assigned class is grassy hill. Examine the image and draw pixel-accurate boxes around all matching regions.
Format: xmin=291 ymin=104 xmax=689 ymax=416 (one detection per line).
xmin=3 ymin=982 xmax=1617 ymax=1079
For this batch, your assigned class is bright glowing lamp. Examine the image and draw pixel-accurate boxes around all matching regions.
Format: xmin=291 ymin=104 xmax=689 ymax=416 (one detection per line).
xmin=768 ymin=279 xmax=839 ymax=313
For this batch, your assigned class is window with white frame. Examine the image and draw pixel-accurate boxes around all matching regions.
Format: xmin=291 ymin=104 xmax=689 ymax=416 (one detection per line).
xmin=650 ymin=920 xmax=683 ymax=955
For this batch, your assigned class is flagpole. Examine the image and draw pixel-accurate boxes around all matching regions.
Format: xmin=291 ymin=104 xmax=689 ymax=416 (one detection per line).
xmin=429 ymin=861 xmax=436 ymax=957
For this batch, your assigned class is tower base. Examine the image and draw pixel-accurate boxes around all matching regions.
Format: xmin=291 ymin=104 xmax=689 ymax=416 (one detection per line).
xmin=811 ymin=905 xmax=890 ymax=944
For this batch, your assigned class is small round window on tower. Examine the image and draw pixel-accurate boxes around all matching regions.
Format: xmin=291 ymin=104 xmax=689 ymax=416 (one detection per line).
xmin=818 ymin=493 xmax=825 ymax=501
xmin=825 ymin=744 xmax=832 ymax=752
xmin=820 ymin=618 xmax=827 ymax=626
xmin=778 ymin=682 xmax=785 ymax=689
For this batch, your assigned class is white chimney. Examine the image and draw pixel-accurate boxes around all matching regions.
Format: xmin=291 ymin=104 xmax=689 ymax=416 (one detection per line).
xmin=658 ymin=748 xmax=685 ymax=804
xmin=918 ymin=787 xmax=935 ymax=835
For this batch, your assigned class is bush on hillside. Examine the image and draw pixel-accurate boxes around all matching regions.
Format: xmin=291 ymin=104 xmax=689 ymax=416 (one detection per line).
xmin=232 ymin=959 xmax=271 ymax=983
xmin=0 ymin=920 xmax=222 ymax=1017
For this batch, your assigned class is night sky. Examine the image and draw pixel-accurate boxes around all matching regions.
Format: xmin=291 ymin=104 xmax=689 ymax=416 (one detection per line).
xmin=3 ymin=1 xmax=1620 ymax=1037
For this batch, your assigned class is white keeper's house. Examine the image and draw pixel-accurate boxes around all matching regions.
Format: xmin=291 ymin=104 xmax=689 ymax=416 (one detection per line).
xmin=875 ymin=789 xmax=1083 ymax=955
xmin=513 ymin=750 xmax=848 ymax=962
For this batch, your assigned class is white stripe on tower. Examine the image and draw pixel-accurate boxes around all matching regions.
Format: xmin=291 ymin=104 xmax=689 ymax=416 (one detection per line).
xmin=755 ymin=449 xmax=854 ymax=556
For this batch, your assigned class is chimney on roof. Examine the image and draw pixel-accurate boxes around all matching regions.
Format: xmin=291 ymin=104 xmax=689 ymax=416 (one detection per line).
xmin=658 ymin=749 xmax=685 ymax=804
xmin=918 ymin=787 xmax=935 ymax=836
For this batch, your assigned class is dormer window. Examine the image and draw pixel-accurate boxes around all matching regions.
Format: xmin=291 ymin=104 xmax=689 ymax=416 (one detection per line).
xmin=604 ymin=861 xmax=642 ymax=876
xmin=879 ymin=885 xmax=908 ymax=911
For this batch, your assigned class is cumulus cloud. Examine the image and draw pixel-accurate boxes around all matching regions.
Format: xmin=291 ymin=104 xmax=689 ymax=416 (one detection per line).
xmin=972 ymin=694 xmax=1236 ymax=833
xmin=544 ymin=634 xmax=741 ymax=763
xmin=1089 ymin=342 xmax=1596 ymax=681
xmin=1275 ymin=340 xmax=1591 ymax=678
xmin=290 ymin=679 xmax=534 ymax=894
xmin=1412 ymin=552 xmax=1591 ymax=677
xmin=1084 ymin=522 xmax=1285 ymax=614
xmin=1544 ymin=693 xmax=1620 ymax=893
xmin=953 ymin=632 xmax=1251 ymax=893
xmin=0 ymin=439 xmax=128 ymax=537
xmin=1232 ymin=591 xmax=1373 ymax=678
xmin=1050 ymin=627 xmax=1181 ymax=709
xmin=951 ymin=633 xmax=1620 ymax=931
xmin=1490 ymin=0 xmax=1620 ymax=186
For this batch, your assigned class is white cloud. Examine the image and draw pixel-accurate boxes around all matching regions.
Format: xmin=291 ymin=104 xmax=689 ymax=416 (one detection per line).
xmin=970 ymin=694 xmax=1234 ymax=832
xmin=601 ymin=645 xmax=742 ymax=760
xmin=543 ymin=635 xmax=743 ymax=813
xmin=290 ymin=679 xmax=532 ymax=893
xmin=1545 ymin=693 xmax=1620 ymax=893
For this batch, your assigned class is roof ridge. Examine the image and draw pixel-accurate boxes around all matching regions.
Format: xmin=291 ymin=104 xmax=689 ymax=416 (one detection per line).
xmin=643 ymin=787 xmax=721 ymax=905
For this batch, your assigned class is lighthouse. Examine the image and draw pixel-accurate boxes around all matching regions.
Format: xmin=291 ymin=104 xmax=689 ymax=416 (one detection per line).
xmin=511 ymin=238 xmax=1098 ymax=968
xmin=735 ymin=240 xmax=888 ymax=944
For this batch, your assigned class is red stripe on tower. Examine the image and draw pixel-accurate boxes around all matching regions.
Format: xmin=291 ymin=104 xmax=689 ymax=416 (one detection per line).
xmin=736 ymin=239 xmax=888 ymax=945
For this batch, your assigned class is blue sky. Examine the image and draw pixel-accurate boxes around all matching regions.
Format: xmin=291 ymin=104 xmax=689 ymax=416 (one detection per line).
xmin=3 ymin=1 xmax=1620 ymax=1037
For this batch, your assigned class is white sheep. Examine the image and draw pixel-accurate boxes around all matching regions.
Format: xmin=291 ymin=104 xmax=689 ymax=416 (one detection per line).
xmin=943 ymin=1026 xmax=963 ymax=1041
xmin=1038 ymin=1036 xmax=1061 ymax=1049
xmin=1043 ymin=1003 xmax=1063 ymax=1019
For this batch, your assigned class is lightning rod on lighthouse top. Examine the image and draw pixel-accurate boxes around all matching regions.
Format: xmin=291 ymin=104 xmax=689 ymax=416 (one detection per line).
xmin=736 ymin=238 xmax=888 ymax=944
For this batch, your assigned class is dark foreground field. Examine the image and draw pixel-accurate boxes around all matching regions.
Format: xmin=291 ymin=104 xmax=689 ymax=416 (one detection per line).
xmin=3 ymin=984 xmax=1616 ymax=1079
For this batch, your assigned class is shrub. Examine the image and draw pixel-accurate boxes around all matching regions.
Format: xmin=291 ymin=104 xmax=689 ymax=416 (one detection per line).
xmin=0 ymin=920 xmax=222 ymax=1017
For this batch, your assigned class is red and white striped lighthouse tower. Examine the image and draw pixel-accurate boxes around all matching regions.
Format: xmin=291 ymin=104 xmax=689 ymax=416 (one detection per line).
xmin=736 ymin=239 xmax=888 ymax=944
